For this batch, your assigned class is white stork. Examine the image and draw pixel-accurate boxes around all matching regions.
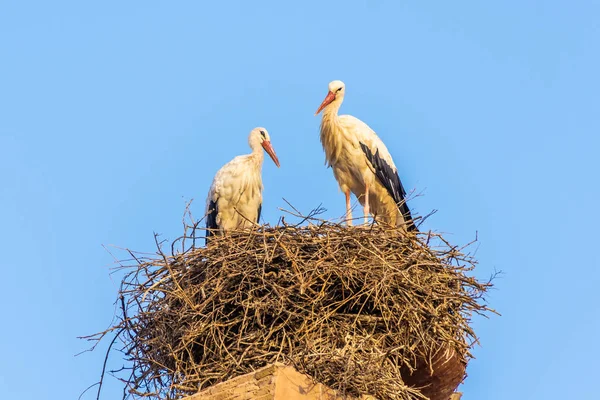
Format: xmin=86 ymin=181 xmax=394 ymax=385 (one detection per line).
xmin=205 ymin=127 xmax=280 ymax=243
xmin=315 ymin=80 xmax=416 ymax=231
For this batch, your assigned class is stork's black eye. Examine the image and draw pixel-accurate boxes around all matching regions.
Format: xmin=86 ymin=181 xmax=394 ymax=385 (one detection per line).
xmin=260 ymin=130 xmax=266 ymax=138
xmin=337 ymin=87 xmax=343 ymax=92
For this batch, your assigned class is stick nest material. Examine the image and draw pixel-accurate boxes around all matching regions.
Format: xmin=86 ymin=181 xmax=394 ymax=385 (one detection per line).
xmin=87 ymin=218 xmax=494 ymax=400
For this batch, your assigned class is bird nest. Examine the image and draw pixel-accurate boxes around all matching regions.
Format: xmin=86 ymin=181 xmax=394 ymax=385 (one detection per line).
xmin=86 ymin=214 xmax=495 ymax=400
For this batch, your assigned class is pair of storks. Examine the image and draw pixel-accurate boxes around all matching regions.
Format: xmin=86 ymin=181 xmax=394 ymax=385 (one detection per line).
xmin=205 ymin=80 xmax=416 ymax=243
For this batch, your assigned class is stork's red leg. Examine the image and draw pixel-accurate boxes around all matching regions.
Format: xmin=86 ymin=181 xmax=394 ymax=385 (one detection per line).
xmin=364 ymin=183 xmax=370 ymax=225
xmin=345 ymin=190 xmax=353 ymax=226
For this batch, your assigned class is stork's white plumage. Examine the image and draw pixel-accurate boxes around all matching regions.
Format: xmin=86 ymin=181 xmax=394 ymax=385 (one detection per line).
xmin=205 ymin=127 xmax=280 ymax=243
xmin=315 ymin=80 xmax=416 ymax=231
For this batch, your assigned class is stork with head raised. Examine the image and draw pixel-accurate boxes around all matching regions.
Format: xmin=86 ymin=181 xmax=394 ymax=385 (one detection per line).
xmin=315 ymin=80 xmax=416 ymax=231
xmin=205 ymin=127 xmax=280 ymax=244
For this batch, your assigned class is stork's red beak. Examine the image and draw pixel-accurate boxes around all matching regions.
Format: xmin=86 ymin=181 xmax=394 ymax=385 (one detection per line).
xmin=261 ymin=141 xmax=280 ymax=168
xmin=315 ymin=91 xmax=336 ymax=115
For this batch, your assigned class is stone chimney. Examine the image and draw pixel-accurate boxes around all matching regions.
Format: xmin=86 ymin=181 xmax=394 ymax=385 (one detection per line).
xmin=184 ymin=363 xmax=463 ymax=400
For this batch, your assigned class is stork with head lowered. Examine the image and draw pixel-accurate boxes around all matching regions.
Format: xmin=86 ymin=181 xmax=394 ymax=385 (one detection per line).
xmin=205 ymin=127 xmax=280 ymax=244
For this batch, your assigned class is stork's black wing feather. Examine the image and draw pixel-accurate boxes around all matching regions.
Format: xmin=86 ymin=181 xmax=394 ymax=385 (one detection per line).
xmin=205 ymin=199 xmax=219 ymax=245
xmin=360 ymin=142 xmax=417 ymax=231
xmin=257 ymin=203 xmax=262 ymax=224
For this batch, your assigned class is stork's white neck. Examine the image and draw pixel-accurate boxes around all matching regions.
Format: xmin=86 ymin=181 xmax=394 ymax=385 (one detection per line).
xmin=249 ymin=143 xmax=265 ymax=166
xmin=322 ymin=98 xmax=343 ymax=121
xmin=319 ymin=99 xmax=347 ymax=166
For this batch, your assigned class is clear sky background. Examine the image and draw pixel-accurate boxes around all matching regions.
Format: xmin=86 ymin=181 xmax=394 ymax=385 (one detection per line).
xmin=1 ymin=1 xmax=598 ymax=399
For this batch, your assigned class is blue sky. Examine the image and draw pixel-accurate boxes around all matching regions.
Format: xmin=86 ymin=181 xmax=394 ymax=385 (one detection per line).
xmin=1 ymin=1 xmax=598 ymax=399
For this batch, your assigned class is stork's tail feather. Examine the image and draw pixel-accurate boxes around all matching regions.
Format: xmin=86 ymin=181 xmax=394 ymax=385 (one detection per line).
xmin=360 ymin=142 xmax=417 ymax=232
xmin=405 ymin=209 xmax=417 ymax=232
xmin=205 ymin=199 xmax=219 ymax=246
